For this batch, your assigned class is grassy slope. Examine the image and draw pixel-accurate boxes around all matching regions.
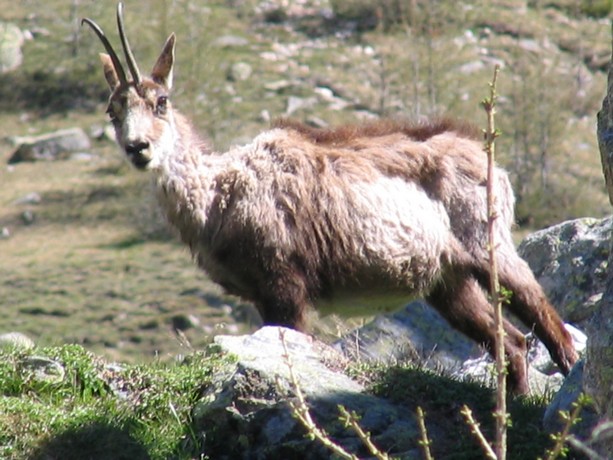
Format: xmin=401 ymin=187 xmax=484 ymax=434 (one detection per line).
xmin=0 ymin=0 xmax=610 ymax=355
xmin=0 ymin=1 xmax=609 ymax=456
xmin=1 ymin=0 xmax=610 ymax=364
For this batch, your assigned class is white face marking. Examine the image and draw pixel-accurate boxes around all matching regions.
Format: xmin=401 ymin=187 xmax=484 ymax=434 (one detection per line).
xmin=112 ymin=85 xmax=175 ymax=171
xmin=150 ymin=117 xmax=177 ymax=171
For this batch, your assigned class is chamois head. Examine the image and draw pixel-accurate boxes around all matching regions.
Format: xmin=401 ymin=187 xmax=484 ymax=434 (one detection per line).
xmin=82 ymin=3 xmax=176 ymax=170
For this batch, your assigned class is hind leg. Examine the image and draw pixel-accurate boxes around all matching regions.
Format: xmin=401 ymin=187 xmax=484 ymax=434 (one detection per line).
xmin=494 ymin=254 xmax=578 ymax=375
xmin=470 ymin=247 xmax=579 ymax=376
xmin=426 ymin=273 xmax=530 ymax=395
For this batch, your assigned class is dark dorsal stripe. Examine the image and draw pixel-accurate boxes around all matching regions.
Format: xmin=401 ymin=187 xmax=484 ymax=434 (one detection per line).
xmin=273 ymin=117 xmax=480 ymax=146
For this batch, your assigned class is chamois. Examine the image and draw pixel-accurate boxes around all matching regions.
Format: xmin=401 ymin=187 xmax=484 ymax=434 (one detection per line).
xmin=82 ymin=4 xmax=578 ymax=394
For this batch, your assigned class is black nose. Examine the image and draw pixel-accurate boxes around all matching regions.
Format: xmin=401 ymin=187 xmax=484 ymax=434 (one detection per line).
xmin=125 ymin=141 xmax=149 ymax=156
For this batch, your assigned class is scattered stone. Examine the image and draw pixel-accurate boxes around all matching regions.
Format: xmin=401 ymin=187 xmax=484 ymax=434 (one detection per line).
xmin=0 ymin=332 xmax=35 ymax=350
xmin=27 ymin=26 xmax=51 ymax=38
xmin=90 ymin=123 xmax=115 ymax=142
xmin=0 ymin=227 xmax=9 ymax=239
xmin=213 ymin=35 xmax=249 ymax=48
xmin=264 ymin=79 xmax=294 ymax=92
xmin=0 ymin=22 xmax=24 ymax=73
xmin=518 ymin=38 xmax=543 ymax=53
xmin=305 ymin=115 xmax=328 ymax=128
xmin=227 ymin=62 xmax=253 ymax=82
xmin=217 ymin=322 xmax=240 ymax=334
xmin=313 ymin=86 xmax=335 ymax=101
xmin=353 ymin=109 xmax=379 ymax=120
xmin=286 ymin=95 xmax=317 ymax=115
xmin=20 ymin=356 xmax=65 ymax=384
xmin=258 ymin=109 xmax=271 ymax=123
xmin=14 ymin=192 xmax=41 ymax=205
xmin=313 ymin=86 xmax=350 ymax=111
xmin=458 ymin=60 xmax=485 ymax=75
xmin=69 ymin=152 xmax=97 ymax=162
xmin=8 ymin=127 xmax=91 ymax=164
xmin=21 ymin=210 xmax=35 ymax=225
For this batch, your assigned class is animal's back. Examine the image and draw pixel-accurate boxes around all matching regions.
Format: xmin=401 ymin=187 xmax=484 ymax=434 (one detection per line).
xmin=195 ymin=120 xmax=499 ymax=311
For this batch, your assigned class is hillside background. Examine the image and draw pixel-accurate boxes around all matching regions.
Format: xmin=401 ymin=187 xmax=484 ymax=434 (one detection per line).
xmin=0 ymin=0 xmax=611 ymax=363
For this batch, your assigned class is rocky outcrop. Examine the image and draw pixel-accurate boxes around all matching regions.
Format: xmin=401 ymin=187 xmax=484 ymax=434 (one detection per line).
xmin=517 ymin=216 xmax=612 ymax=455
xmin=8 ymin=128 xmax=91 ymax=164
xmin=518 ymin=217 xmax=610 ymax=326
xmin=335 ymin=300 xmax=584 ymax=395
xmin=597 ymin=30 xmax=613 ymax=206
xmin=591 ymin=33 xmax=613 ymax=456
xmin=194 ymin=327 xmax=421 ymax=459
xmin=333 ymin=300 xmax=482 ymax=369
xmin=583 ymin=268 xmax=613 ymax=456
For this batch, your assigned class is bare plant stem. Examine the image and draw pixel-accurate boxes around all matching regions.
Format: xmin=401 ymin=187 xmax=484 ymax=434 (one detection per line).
xmin=338 ymin=405 xmax=391 ymax=460
xmin=278 ymin=330 xmax=394 ymax=460
xmin=543 ymin=395 xmax=590 ymax=460
xmin=460 ymin=405 xmax=497 ymax=460
xmin=278 ymin=330 xmax=358 ymax=460
xmin=482 ymin=64 xmax=508 ymax=460
xmin=416 ymin=406 xmax=434 ymax=460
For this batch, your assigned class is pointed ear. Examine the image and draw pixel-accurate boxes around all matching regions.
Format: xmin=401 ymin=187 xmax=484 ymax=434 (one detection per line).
xmin=151 ymin=34 xmax=175 ymax=90
xmin=99 ymin=53 xmax=120 ymax=90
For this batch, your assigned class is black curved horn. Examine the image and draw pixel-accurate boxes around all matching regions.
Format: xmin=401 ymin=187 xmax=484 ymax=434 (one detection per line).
xmin=81 ymin=17 xmax=128 ymax=85
xmin=117 ymin=3 xmax=142 ymax=85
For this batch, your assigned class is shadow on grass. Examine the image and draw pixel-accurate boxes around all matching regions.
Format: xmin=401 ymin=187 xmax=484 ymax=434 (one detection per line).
xmin=372 ymin=366 xmax=551 ymax=460
xmin=0 ymin=69 xmax=106 ymax=116
xmin=100 ymin=235 xmax=149 ymax=249
xmin=28 ymin=420 xmax=150 ymax=460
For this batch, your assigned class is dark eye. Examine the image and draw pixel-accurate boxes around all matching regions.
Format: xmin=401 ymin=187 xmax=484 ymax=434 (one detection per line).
xmin=155 ymin=96 xmax=168 ymax=115
xmin=106 ymin=107 xmax=119 ymax=124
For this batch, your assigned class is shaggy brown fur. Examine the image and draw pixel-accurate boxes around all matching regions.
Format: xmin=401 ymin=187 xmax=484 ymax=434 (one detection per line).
xmin=83 ymin=5 xmax=579 ymax=395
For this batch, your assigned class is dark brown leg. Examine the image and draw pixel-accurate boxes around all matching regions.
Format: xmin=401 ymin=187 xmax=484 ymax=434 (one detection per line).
xmin=255 ymin=268 xmax=311 ymax=332
xmin=426 ymin=273 xmax=530 ymax=395
xmin=495 ymin=255 xmax=579 ymax=375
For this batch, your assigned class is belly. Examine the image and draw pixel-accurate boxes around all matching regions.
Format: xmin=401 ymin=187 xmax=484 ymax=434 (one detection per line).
xmin=315 ymin=288 xmax=415 ymax=318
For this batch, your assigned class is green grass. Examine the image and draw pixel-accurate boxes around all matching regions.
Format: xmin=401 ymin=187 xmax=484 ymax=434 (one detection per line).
xmin=0 ymin=345 xmax=566 ymax=459
xmin=0 ymin=344 xmax=234 ymax=460
xmin=365 ymin=362 xmax=554 ymax=460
